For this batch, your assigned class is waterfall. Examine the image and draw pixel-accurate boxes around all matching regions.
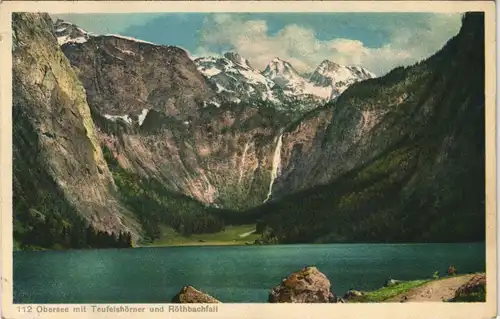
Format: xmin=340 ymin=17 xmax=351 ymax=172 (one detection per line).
xmin=238 ymin=141 xmax=250 ymax=185
xmin=264 ymin=134 xmax=283 ymax=202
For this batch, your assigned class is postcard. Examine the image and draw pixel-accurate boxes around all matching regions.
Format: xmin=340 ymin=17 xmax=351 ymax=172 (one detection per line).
xmin=0 ymin=1 xmax=496 ymax=319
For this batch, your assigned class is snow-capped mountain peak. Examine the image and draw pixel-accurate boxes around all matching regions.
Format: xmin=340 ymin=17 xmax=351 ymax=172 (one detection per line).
xmin=309 ymin=59 xmax=376 ymax=99
xmin=195 ymin=54 xmax=376 ymax=104
xmin=312 ymin=59 xmax=375 ymax=82
xmin=194 ymin=53 xmax=283 ymax=105
xmin=262 ymin=57 xmax=306 ymax=92
xmin=223 ymin=52 xmax=252 ymax=69
xmin=263 ymin=58 xmax=300 ymax=78
xmin=315 ymin=60 xmax=341 ymax=74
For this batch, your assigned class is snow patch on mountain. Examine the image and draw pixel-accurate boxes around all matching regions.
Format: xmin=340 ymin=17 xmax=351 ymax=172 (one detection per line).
xmin=203 ymin=100 xmax=222 ymax=108
xmin=200 ymin=65 xmax=222 ymax=78
xmin=103 ymin=34 xmax=159 ymax=46
xmin=53 ymin=19 xmax=92 ymax=45
xmin=57 ymin=35 xmax=88 ymax=45
xmin=137 ymin=109 xmax=149 ymax=126
xmin=103 ymin=109 xmax=151 ymax=126
xmin=53 ymin=19 xmax=162 ymax=47
xmin=104 ymin=114 xmax=133 ymax=125
xmin=117 ymin=48 xmax=138 ymax=56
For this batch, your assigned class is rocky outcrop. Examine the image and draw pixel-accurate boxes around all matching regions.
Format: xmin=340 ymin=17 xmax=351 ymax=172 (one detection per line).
xmin=268 ymin=266 xmax=337 ymax=303
xmin=171 ymin=286 xmax=221 ymax=303
xmin=12 ymin=13 xmax=141 ymax=241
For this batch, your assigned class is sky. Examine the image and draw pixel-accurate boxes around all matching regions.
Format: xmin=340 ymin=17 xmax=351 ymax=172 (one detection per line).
xmin=51 ymin=12 xmax=463 ymax=76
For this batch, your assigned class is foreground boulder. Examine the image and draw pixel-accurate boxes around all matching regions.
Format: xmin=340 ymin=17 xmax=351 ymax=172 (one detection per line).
xmin=268 ymin=266 xmax=337 ymax=303
xmin=452 ymin=273 xmax=486 ymax=302
xmin=171 ymin=286 xmax=221 ymax=303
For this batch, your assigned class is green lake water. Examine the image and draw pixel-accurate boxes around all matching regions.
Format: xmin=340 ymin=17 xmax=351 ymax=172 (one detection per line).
xmin=13 ymin=242 xmax=485 ymax=303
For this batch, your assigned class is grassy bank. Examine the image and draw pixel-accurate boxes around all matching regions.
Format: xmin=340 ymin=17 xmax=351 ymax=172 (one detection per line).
xmin=348 ymin=280 xmax=430 ymax=302
xmin=143 ymin=224 xmax=260 ymax=247
xmin=348 ymin=273 xmax=486 ymax=303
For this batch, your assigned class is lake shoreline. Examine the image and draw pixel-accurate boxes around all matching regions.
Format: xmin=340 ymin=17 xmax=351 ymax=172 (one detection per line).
xmin=141 ymin=241 xmax=254 ymax=248
xmin=172 ymin=272 xmax=486 ymax=303
xmin=141 ymin=240 xmax=487 ymax=248
xmin=14 ymin=240 xmax=486 ymax=252
xmin=348 ymin=272 xmax=486 ymax=303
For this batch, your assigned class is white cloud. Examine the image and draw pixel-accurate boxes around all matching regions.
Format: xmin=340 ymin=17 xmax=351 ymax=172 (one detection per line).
xmin=194 ymin=13 xmax=462 ymax=76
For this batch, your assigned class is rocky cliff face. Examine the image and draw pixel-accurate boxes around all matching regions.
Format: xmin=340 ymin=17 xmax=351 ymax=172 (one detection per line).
xmin=59 ymin=30 xmax=292 ymax=212
xmin=52 ymin=18 xmax=380 ymax=214
xmin=12 ymin=13 xmax=141 ymax=246
xmin=255 ymin=13 xmax=485 ymax=243
xmin=13 ymin=14 xmax=298 ymax=247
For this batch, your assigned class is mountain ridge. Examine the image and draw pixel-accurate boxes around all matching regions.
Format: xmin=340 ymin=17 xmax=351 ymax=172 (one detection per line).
xmin=53 ymin=18 xmax=376 ymax=108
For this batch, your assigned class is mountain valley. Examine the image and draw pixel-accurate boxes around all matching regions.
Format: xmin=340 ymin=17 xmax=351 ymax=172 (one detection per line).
xmin=12 ymin=13 xmax=486 ymax=249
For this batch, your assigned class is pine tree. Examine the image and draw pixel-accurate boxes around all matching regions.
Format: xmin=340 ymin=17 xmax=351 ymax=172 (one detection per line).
xmin=126 ymin=232 xmax=132 ymax=247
